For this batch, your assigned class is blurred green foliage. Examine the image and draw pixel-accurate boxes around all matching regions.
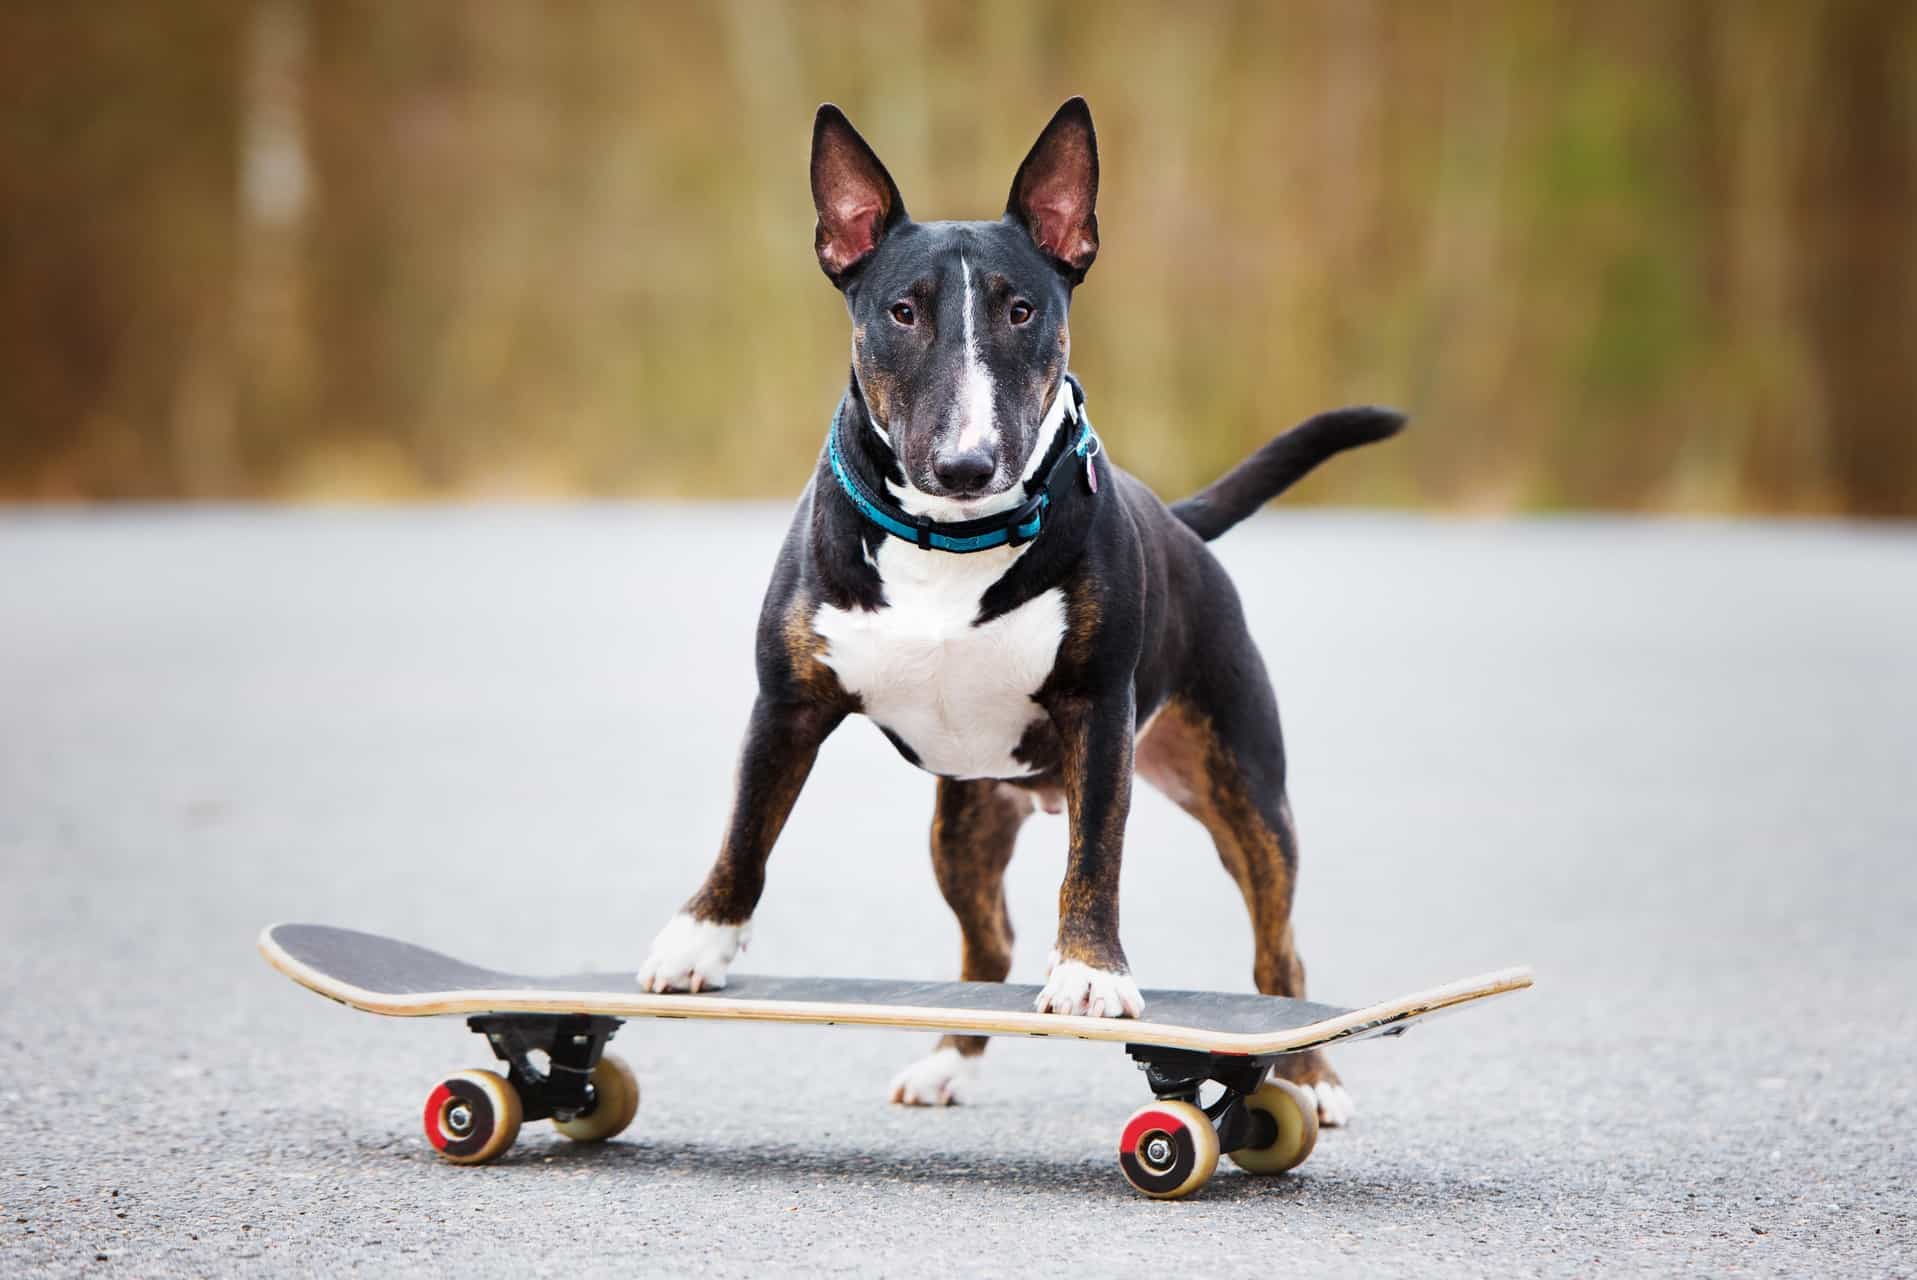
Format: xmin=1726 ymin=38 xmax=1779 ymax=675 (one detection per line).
xmin=2 ymin=0 xmax=1913 ymax=514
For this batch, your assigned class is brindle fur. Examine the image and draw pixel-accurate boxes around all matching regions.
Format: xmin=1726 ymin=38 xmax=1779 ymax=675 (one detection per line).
xmin=1134 ymin=697 xmax=1339 ymax=1092
xmin=928 ymin=780 xmax=1031 ymax=1057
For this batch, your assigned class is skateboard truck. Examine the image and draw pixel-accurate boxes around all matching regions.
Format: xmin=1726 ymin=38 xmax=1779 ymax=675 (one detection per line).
xmin=1118 ymin=1044 xmax=1321 ymax=1198
xmin=469 ymin=1014 xmax=623 ymax=1123
xmin=420 ymin=1014 xmax=643 ymax=1165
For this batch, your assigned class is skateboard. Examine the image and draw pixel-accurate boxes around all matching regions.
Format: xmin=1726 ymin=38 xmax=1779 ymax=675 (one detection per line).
xmin=261 ymin=923 xmax=1532 ymax=1199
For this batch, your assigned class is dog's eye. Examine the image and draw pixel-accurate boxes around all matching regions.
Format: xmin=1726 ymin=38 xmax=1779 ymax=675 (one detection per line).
xmin=889 ymin=302 xmax=916 ymax=327
xmin=1009 ymin=300 xmax=1034 ymax=326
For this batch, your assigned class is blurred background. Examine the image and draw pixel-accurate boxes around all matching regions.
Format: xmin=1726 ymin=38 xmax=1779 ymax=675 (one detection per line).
xmin=5 ymin=7 xmax=1916 ymax=1268
xmin=1 ymin=0 xmax=1912 ymax=515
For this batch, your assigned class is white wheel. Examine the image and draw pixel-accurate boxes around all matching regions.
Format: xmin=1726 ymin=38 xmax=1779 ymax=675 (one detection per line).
xmin=1228 ymin=1078 xmax=1319 ymax=1175
xmin=553 ymin=1054 xmax=640 ymax=1143
xmin=423 ymin=1068 xmax=522 ymax=1165
xmin=1117 ymin=1099 xmax=1219 ymax=1199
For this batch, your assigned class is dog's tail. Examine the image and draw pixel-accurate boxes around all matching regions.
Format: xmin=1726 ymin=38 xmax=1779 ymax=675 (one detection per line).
xmin=1170 ymin=407 xmax=1406 ymax=542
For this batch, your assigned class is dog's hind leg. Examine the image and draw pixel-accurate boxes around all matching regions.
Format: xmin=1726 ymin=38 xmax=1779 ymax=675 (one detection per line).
xmin=1135 ymin=695 xmax=1354 ymax=1126
xmin=889 ymin=779 xmax=1032 ymax=1105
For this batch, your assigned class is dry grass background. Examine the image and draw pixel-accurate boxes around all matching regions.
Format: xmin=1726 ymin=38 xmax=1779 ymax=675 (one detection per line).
xmin=2 ymin=0 xmax=1913 ymax=514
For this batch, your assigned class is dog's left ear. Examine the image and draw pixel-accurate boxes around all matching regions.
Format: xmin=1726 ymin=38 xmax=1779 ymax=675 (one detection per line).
xmin=1007 ymin=97 xmax=1099 ymax=282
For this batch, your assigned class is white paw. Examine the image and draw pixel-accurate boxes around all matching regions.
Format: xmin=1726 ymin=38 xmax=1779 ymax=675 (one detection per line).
xmin=1305 ymin=1079 xmax=1356 ymax=1127
xmin=888 ymin=1046 xmax=977 ymax=1106
xmin=1034 ymin=953 xmax=1144 ymax=1018
xmin=636 ymin=914 xmax=748 ymax=992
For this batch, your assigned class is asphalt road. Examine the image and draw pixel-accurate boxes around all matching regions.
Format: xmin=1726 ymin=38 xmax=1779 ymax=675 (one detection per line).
xmin=2 ymin=507 xmax=1912 ymax=1277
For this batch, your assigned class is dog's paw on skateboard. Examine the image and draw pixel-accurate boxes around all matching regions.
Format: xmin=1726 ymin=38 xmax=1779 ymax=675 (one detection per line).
xmin=888 ymin=1046 xmax=976 ymax=1106
xmin=1035 ymin=954 xmax=1144 ymax=1018
xmin=636 ymin=914 xmax=748 ymax=993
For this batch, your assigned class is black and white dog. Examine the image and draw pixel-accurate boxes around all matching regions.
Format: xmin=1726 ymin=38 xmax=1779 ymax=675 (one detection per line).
xmin=638 ymin=98 xmax=1401 ymax=1123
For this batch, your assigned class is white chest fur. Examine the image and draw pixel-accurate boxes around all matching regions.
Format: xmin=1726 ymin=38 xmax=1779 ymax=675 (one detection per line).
xmin=812 ymin=539 xmax=1065 ymax=780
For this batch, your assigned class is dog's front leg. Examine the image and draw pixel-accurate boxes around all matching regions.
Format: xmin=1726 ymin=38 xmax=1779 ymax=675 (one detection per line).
xmin=637 ymin=696 xmax=842 ymax=992
xmin=1034 ymin=685 xmax=1145 ymax=1019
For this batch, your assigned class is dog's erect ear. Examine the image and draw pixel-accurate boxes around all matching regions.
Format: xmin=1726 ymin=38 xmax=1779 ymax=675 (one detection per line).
xmin=811 ymin=105 xmax=906 ymax=284
xmin=1007 ymin=97 xmax=1099 ymax=281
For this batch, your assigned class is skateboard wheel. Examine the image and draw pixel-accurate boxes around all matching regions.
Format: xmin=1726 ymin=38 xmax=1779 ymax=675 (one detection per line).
xmin=1228 ymin=1078 xmax=1320 ymax=1175
xmin=553 ymin=1053 xmax=640 ymax=1143
xmin=423 ymin=1069 xmax=522 ymax=1165
xmin=1117 ymin=1099 xmax=1219 ymax=1200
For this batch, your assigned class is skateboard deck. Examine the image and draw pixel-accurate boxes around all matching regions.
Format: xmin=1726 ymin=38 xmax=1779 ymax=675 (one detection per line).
xmin=261 ymin=923 xmax=1532 ymax=1198
xmin=261 ymin=923 xmax=1531 ymax=1056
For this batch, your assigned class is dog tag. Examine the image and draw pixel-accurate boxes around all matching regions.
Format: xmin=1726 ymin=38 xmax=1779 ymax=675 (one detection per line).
xmin=1083 ymin=454 xmax=1099 ymax=494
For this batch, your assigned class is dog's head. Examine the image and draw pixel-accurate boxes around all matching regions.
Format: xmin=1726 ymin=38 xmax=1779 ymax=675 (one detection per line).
xmin=811 ymin=98 xmax=1099 ymax=514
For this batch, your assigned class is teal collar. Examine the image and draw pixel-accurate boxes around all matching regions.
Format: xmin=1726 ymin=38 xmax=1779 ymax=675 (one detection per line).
xmin=826 ymin=377 xmax=1100 ymax=554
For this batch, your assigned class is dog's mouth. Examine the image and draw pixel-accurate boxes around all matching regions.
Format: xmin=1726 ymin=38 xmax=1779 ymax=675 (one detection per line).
xmin=899 ymin=457 xmax=1033 ymax=520
xmin=922 ymin=470 xmax=1014 ymax=503
xmin=939 ymin=491 xmax=1013 ymax=516
xmin=916 ymin=480 xmax=1019 ymax=517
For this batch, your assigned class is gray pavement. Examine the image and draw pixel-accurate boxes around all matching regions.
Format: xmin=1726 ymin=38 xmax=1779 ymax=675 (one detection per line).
xmin=1 ymin=506 xmax=1912 ymax=1276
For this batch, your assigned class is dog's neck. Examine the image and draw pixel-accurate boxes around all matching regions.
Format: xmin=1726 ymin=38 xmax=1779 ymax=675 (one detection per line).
xmin=846 ymin=379 xmax=1075 ymax=525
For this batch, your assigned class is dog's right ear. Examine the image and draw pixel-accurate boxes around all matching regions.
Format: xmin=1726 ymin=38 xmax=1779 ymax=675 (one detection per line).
xmin=811 ymin=105 xmax=906 ymax=285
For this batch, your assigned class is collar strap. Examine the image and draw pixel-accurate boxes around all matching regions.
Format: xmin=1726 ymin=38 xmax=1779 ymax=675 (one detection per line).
xmin=827 ymin=376 xmax=1100 ymax=554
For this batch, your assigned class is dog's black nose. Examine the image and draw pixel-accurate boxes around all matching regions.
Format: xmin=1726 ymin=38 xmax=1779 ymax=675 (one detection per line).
xmin=932 ymin=449 xmax=995 ymax=496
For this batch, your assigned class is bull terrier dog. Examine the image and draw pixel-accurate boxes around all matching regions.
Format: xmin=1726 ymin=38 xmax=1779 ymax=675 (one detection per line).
xmin=638 ymin=97 xmax=1402 ymax=1125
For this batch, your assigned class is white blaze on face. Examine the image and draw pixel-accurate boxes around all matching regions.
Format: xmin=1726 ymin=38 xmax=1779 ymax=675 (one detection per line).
xmin=953 ymin=256 xmax=997 ymax=455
